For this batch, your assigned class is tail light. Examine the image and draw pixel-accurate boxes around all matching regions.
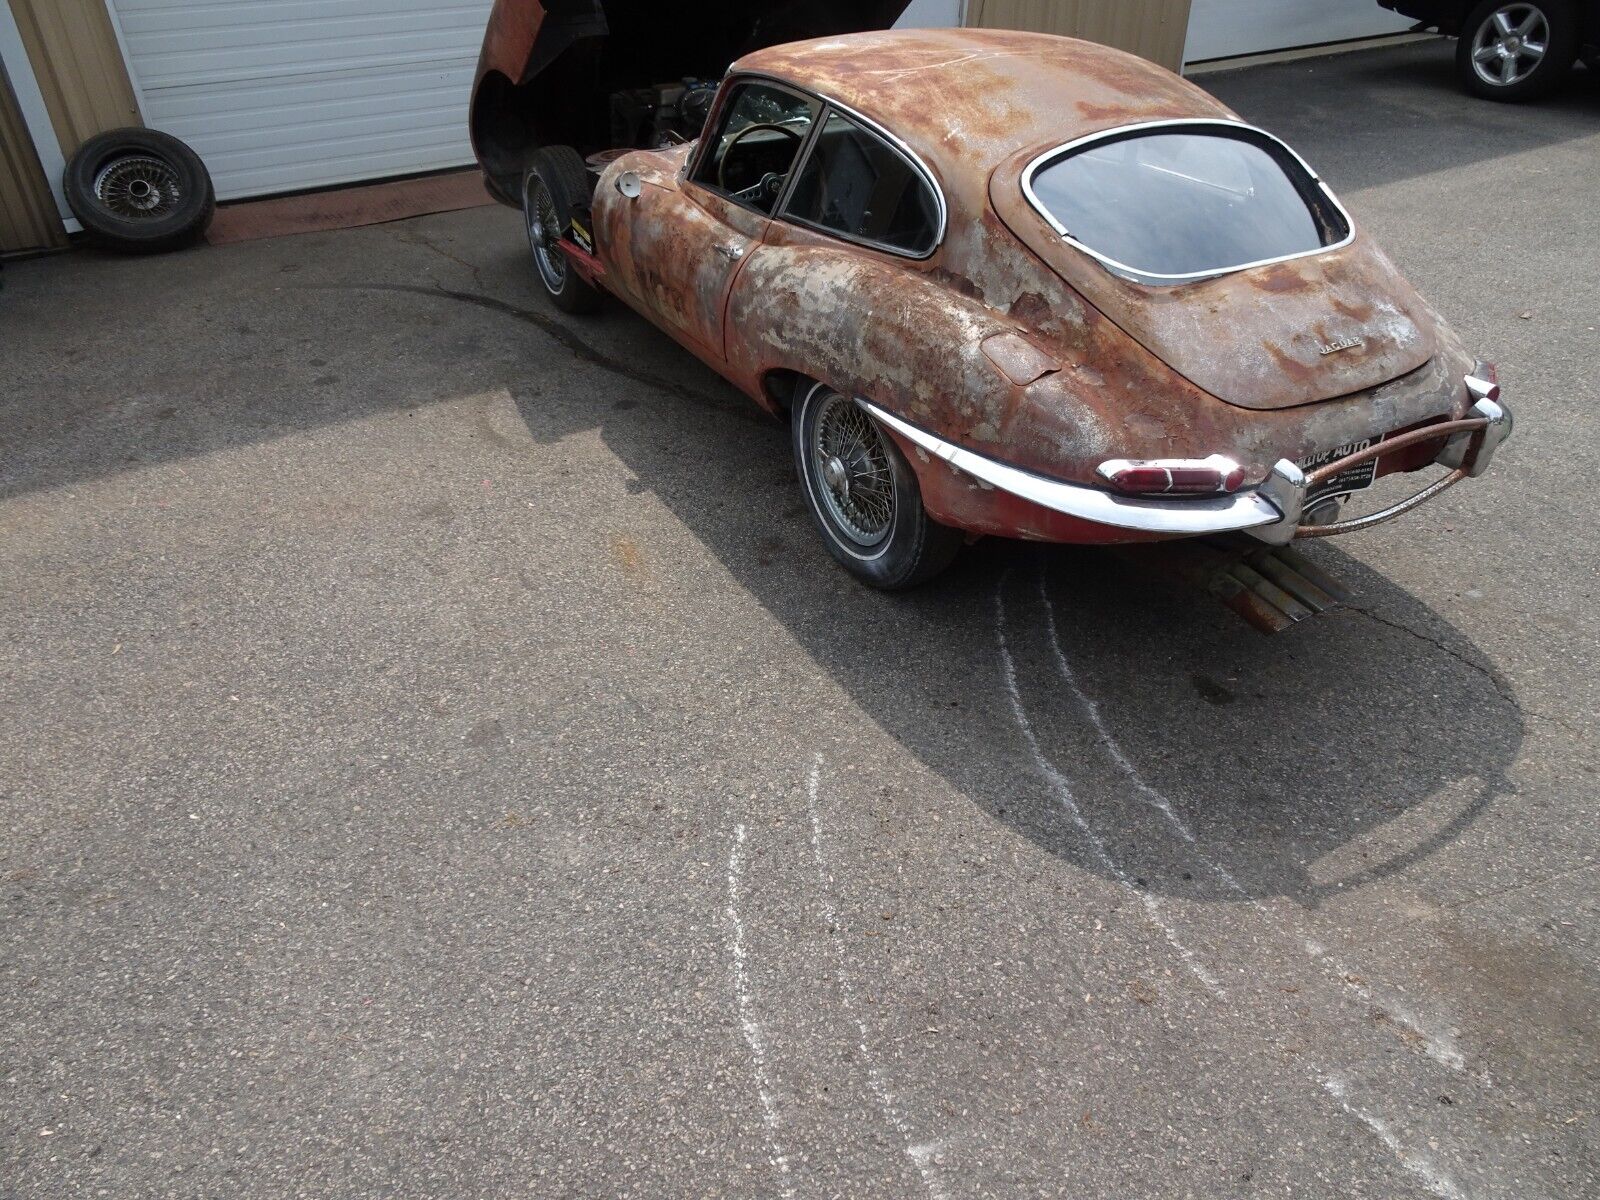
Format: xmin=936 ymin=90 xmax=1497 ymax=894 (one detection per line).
xmin=1096 ymin=454 xmax=1247 ymax=496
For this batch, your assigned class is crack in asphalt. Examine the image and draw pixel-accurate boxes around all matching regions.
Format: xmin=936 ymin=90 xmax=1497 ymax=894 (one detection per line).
xmin=1342 ymin=604 xmax=1518 ymax=707
xmin=394 ymin=227 xmax=488 ymax=291
xmin=1037 ymin=572 xmax=1481 ymax=1083
xmin=1341 ymin=605 xmax=1593 ymax=751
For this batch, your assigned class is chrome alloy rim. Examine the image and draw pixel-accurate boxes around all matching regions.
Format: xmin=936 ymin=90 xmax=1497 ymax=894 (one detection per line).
xmin=810 ymin=391 xmax=895 ymax=547
xmin=524 ymin=176 xmax=567 ymax=292
xmin=1471 ymin=4 xmax=1550 ymax=87
xmin=93 ymin=155 xmax=182 ymax=219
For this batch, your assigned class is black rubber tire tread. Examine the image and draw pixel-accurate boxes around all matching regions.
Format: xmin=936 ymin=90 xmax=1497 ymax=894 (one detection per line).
xmin=63 ymin=127 xmax=215 ymax=254
xmin=792 ymin=380 xmax=963 ymax=591
xmin=524 ymin=146 xmax=603 ymax=315
xmin=1456 ymin=0 xmax=1578 ymax=101
xmin=532 ymin=145 xmax=593 ymax=210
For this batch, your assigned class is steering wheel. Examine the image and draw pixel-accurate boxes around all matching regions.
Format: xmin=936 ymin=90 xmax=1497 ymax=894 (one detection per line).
xmin=717 ymin=122 xmax=805 ymax=202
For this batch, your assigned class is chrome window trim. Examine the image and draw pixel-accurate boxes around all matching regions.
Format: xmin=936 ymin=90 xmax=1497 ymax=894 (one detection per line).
xmin=687 ymin=71 xmax=949 ymax=260
xmin=684 ymin=74 xmax=824 ymax=216
xmin=1019 ymin=118 xmax=1357 ymax=285
xmin=858 ymin=400 xmax=1281 ymax=535
xmin=776 ymin=101 xmax=947 ymax=261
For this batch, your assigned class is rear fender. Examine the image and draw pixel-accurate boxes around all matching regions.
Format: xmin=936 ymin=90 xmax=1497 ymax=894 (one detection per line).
xmin=724 ymin=244 xmax=1120 ymax=479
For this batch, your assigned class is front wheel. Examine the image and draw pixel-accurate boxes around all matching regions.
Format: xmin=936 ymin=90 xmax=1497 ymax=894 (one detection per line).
xmin=522 ymin=147 xmax=603 ymax=314
xmin=792 ymin=382 xmax=963 ymax=590
xmin=1456 ymin=0 xmax=1577 ymax=101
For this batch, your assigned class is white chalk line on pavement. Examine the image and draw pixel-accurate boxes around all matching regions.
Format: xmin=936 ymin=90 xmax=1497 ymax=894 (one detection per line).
xmin=1034 ymin=571 xmax=1477 ymax=1084
xmin=995 ymin=585 xmax=1225 ymax=999
xmin=726 ymin=821 xmax=798 ymax=1199
xmin=805 ymin=757 xmax=951 ymax=1200
xmin=995 ymin=573 xmax=1472 ymax=1200
xmin=1323 ymin=1074 xmax=1469 ymax=1200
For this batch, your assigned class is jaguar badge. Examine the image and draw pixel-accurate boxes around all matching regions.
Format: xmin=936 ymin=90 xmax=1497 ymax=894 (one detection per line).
xmin=1318 ymin=336 xmax=1363 ymax=356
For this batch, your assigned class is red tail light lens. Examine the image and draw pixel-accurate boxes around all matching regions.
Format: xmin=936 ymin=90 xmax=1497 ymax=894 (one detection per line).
xmin=1105 ymin=464 xmax=1175 ymax=493
xmin=1096 ymin=455 xmax=1247 ymax=496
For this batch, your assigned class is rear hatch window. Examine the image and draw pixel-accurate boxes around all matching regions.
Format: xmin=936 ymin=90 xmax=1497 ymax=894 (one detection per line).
xmin=1024 ymin=123 xmax=1351 ymax=283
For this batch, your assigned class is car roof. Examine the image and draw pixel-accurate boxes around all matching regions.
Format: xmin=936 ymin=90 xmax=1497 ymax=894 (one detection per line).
xmin=734 ymin=28 xmax=1238 ymax=178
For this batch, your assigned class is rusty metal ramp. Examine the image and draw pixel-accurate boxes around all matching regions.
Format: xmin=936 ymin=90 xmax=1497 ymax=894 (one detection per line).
xmin=1112 ymin=537 xmax=1352 ymax=635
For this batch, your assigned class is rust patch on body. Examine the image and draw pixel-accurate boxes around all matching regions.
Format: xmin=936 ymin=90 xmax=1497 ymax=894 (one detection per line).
xmin=1266 ymin=342 xmax=1318 ymax=385
xmin=1008 ymin=291 xmax=1054 ymax=328
xmin=1331 ymin=295 xmax=1375 ymax=322
xmin=1250 ymin=264 xmax=1311 ymax=294
xmin=926 ymin=265 xmax=985 ymax=303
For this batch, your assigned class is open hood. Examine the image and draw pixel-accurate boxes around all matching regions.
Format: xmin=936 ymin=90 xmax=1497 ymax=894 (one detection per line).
xmin=474 ymin=1 xmax=910 ymax=193
xmin=515 ymin=2 xmax=913 ymax=88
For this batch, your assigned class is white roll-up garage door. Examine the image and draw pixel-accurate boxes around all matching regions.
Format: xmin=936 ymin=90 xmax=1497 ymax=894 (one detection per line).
xmin=108 ymin=0 xmax=494 ymax=201
xmin=1184 ymin=0 xmax=1412 ymax=63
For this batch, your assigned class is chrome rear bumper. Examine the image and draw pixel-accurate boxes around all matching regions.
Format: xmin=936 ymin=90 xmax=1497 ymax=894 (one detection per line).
xmin=1249 ymin=396 xmax=1511 ymax=544
xmin=859 ymin=394 xmax=1511 ymax=544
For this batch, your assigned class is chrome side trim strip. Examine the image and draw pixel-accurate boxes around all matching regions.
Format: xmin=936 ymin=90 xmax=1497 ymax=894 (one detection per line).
xmin=1018 ymin=118 xmax=1358 ymax=285
xmin=858 ymin=400 xmax=1281 ymax=535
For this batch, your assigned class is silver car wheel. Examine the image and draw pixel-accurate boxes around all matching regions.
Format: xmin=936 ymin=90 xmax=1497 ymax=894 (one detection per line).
xmin=524 ymin=175 xmax=568 ymax=294
xmin=93 ymin=155 xmax=182 ymax=220
xmin=809 ymin=390 xmax=895 ymax=548
xmin=1470 ymin=4 xmax=1550 ymax=87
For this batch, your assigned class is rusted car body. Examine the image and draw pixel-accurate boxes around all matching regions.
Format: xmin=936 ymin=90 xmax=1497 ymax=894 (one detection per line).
xmin=469 ymin=4 xmax=1512 ymax=603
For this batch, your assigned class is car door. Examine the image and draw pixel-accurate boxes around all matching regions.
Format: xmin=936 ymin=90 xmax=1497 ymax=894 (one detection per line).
xmin=603 ymin=80 xmax=820 ymax=362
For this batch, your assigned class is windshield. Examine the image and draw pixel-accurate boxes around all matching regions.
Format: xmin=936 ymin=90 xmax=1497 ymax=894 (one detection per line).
xmin=1026 ymin=126 xmax=1349 ymax=281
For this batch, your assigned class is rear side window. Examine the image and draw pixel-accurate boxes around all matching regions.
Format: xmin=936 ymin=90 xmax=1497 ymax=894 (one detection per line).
xmin=1026 ymin=125 xmax=1350 ymax=281
xmin=783 ymin=110 xmax=941 ymax=256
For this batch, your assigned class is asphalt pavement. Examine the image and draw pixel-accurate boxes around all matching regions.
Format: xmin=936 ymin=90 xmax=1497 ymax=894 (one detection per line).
xmin=2 ymin=38 xmax=1597 ymax=1200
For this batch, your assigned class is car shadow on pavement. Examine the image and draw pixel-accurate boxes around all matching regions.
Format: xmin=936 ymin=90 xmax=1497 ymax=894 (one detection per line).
xmin=2 ymin=217 xmax=1517 ymax=911
xmin=506 ymin=306 xmax=1525 ymax=910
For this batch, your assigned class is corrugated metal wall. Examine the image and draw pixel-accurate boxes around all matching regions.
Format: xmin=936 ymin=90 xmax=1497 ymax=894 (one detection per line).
xmin=10 ymin=0 xmax=141 ymax=154
xmin=109 ymin=0 xmax=494 ymax=201
xmin=0 ymin=57 xmax=64 ymax=254
xmin=968 ymin=0 xmax=1195 ymax=71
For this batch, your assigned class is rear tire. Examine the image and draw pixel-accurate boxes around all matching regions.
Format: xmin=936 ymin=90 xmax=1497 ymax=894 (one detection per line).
xmin=523 ymin=146 xmax=603 ymax=314
xmin=1456 ymin=0 xmax=1577 ymax=101
xmin=793 ymin=382 xmax=963 ymax=590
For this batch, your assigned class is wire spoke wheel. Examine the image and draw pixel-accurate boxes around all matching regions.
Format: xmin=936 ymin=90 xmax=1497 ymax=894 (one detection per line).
xmin=1471 ymin=4 xmax=1550 ymax=86
xmin=810 ymin=391 xmax=896 ymax=547
xmin=92 ymin=156 xmax=183 ymax=220
xmin=64 ymin=127 xmax=213 ymax=253
xmin=525 ymin=176 xmax=568 ymax=293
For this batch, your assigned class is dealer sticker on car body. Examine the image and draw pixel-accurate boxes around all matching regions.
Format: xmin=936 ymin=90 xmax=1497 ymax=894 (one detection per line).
xmin=1299 ymin=438 xmax=1378 ymax=507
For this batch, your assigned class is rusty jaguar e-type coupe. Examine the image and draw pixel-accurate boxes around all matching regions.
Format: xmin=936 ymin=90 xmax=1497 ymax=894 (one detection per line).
xmin=470 ymin=3 xmax=1511 ymax=601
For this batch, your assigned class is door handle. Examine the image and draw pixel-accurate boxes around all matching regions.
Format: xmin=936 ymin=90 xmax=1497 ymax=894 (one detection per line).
xmin=715 ymin=243 xmax=746 ymax=261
